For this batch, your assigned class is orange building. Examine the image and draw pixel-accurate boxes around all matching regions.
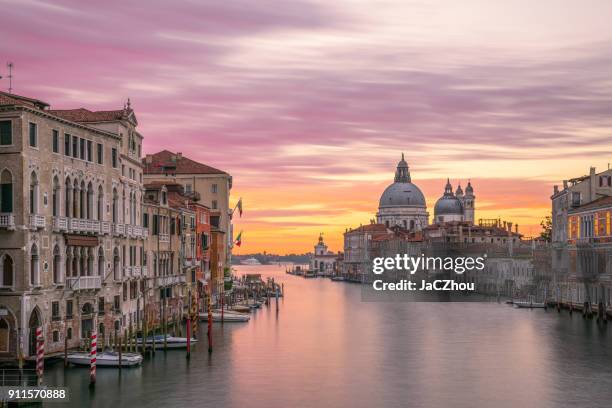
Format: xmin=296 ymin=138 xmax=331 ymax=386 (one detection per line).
xmin=567 ymin=196 xmax=612 ymax=243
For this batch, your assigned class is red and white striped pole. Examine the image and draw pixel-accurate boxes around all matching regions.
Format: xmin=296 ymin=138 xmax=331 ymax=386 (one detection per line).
xmin=90 ymin=331 xmax=97 ymax=385
xmin=36 ymin=326 xmax=44 ymax=385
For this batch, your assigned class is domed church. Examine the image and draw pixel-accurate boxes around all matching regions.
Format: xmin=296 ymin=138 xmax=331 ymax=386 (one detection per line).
xmin=433 ymin=179 xmax=475 ymax=224
xmin=376 ymin=154 xmax=429 ymax=231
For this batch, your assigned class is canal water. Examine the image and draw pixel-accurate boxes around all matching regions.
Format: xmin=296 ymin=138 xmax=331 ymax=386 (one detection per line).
xmin=46 ymin=264 xmax=612 ymax=408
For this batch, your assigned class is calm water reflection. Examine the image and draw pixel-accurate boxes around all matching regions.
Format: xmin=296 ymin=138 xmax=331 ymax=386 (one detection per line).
xmin=46 ymin=265 xmax=612 ymax=408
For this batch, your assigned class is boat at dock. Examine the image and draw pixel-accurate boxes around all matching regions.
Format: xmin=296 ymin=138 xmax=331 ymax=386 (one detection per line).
xmin=513 ymin=300 xmax=546 ymax=309
xmin=136 ymin=335 xmax=198 ymax=349
xmin=331 ymin=275 xmax=345 ymax=281
xmin=199 ymin=311 xmax=250 ymax=322
xmin=67 ymin=350 xmax=143 ymax=367
xmin=303 ymin=270 xmax=317 ymax=278
xmin=230 ymin=305 xmax=251 ymax=313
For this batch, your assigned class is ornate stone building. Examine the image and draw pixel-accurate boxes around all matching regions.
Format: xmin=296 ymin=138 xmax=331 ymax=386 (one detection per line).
xmin=0 ymin=91 xmax=147 ymax=360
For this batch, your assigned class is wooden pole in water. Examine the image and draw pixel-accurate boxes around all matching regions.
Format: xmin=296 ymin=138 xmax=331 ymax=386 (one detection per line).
xmin=89 ymin=331 xmax=97 ymax=386
xmin=186 ymin=285 xmax=192 ymax=359
xmin=207 ymin=286 xmax=213 ymax=353
xmin=118 ymin=335 xmax=122 ymax=370
xmin=64 ymin=324 xmax=68 ymax=368
xmin=142 ymin=292 xmax=148 ymax=355
xmin=163 ymin=297 xmax=168 ymax=351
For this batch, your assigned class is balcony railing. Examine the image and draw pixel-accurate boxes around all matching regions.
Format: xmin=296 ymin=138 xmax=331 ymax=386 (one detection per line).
xmin=113 ymin=223 xmax=125 ymax=236
xmin=68 ymin=218 xmax=102 ymax=234
xmin=0 ymin=213 xmax=15 ymax=229
xmin=142 ymin=266 xmax=148 ymax=276
xmin=155 ymin=275 xmax=181 ymax=286
xmin=66 ymin=276 xmax=102 ymax=290
xmin=29 ymin=214 xmax=45 ymax=229
xmin=101 ymin=221 xmax=111 ymax=235
xmin=159 ymin=233 xmax=170 ymax=243
xmin=132 ymin=266 xmax=141 ymax=277
xmin=124 ymin=266 xmax=132 ymax=277
xmin=52 ymin=216 xmax=69 ymax=232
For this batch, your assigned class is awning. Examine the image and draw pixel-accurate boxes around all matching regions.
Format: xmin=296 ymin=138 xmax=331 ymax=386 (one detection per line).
xmin=64 ymin=234 xmax=99 ymax=247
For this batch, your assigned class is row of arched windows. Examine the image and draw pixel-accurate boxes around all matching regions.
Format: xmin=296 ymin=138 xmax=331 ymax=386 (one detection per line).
xmin=1 ymin=168 xmax=142 ymax=228
xmin=1 ymin=242 xmax=157 ymax=289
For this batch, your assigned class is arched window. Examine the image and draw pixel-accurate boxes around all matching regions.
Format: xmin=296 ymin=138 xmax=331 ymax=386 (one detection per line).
xmin=52 ymin=176 xmax=60 ymax=217
xmin=53 ymin=245 xmax=61 ymax=284
xmin=0 ymin=169 xmax=13 ymax=213
xmin=30 ymin=244 xmax=39 ymax=286
xmin=72 ymin=248 xmax=78 ymax=278
xmin=113 ymin=248 xmax=120 ymax=280
xmin=1 ymin=255 xmax=13 ymax=287
xmin=97 ymin=186 xmax=104 ymax=221
xmin=79 ymin=248 xmax=86 ymax=277
xmin=72 ymin=179 xmax=79 ymax=218
xmin=87 ymin=182 xmax=94 ymax=220
xmin=0 ymin=318 xmax=9 ymax=352
xmin=29 ymin=172 xmax=39 ymax=214
xmin=64 ymin=177 xmax=72 ymax=217
xmin=98 ymin=247 xmax=104 ymax=277
xmin=122 ymin=190 xmax=126 ymax=223
xmin=87 ymin=249 xmax=94 ymax=276
xmin=80 ymin=181 xmax=86 ymax=219
xmin=112 ymin=188 xmax=118 ymax=223
xmin=65 ymin=247 xmax=72 ymax=278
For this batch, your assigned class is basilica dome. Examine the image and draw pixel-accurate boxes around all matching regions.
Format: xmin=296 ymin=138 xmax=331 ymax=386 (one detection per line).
xmin=434 ymin=179 xmax=464 ymax=217
xmin=379 ymin=182 xmax=426 ymax=208
xmin=376 ymin=154 xmax=429 ymax=231
xmin=378 ymin=153 xmax=426 ymax=208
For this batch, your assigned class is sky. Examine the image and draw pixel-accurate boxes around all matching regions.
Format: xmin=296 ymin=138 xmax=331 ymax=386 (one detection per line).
xmin=2 ymin=0 xmax=612 ymax=254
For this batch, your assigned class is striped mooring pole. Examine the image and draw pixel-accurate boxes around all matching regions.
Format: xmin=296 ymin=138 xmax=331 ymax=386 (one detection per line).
xmin=36 ymin=326 xmax=44 ymax=385
xmin=90 ymin=331 xmax=97 ymax=385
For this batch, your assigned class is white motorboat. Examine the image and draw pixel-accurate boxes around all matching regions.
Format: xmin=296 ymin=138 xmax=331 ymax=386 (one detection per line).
xmin=513 ymin=301 xmax=546 ymax=309
xmin=331 ymin=276 xmax=345 ymax=281
xmin=199 ymin=311 xmax=250 ymax=322
xmin=137 ymin=335 xmax=198 ymax=349
xmin=67 ymin=350 xmax=143 ymax=367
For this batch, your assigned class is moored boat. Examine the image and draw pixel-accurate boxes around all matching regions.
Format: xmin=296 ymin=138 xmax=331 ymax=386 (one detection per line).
xmin=331 ymin=275 xmax=345 ymax=281
xmin=67 ymin=350 xmax=143 ymax=367
xmin=513 ymin=301 xmax=545 ymax=309
xmin=137 ymin=335 xmax=198 ymax=349
xmin=230 ymin=305 xmax=251 ymax=313
xmin=199 ymin=311 xmax=250 ymax=322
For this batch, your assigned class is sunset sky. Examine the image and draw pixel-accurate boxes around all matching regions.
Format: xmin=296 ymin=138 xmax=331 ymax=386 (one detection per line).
xmin=3 ymin=0 xmax=612 ymax=254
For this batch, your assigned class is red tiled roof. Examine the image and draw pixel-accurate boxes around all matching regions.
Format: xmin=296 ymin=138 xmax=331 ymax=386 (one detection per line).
xmin=0 ymin=91 xmax=49 ymax=109
xmin=569 ymin=195 xmax=612 ymax=213
xmin=143 ymin=150 xmax=227 ymax=175
xmin=48 ymin=107 xmax=131 ymax=123
xmin=349 ymin=224 xmax=388 ymax=233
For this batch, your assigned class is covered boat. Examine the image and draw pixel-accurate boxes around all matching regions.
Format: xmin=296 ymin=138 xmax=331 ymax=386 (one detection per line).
xmin=67 ymin=350 xmax=143 ymax=367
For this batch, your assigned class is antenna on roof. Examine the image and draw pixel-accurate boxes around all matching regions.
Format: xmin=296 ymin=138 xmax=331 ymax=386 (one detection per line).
xmin=6 ymin=62 xmax=13 ymax=93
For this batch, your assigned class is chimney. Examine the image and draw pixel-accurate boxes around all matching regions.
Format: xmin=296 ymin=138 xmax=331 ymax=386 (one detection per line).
xmin=177 ymin=152 xmax=182 ymax=160
xmin=507 ymin=222 xmax=513 ymax=233
xmin=553 ymin=185 xmax=558 ymax=194
xmin=563 ymin=180 xmax=568 ymax=189
xmin=515 ymin=224 xmax=519 ymax=234
xmin=590 ymin=167 xmax=596 ymax=176
xmin=145 ymin=154 xmax=153 ymax=164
